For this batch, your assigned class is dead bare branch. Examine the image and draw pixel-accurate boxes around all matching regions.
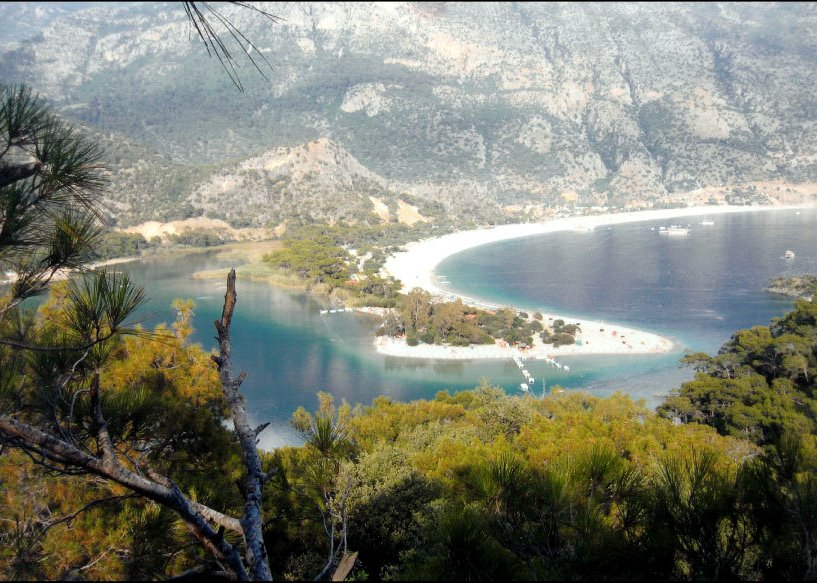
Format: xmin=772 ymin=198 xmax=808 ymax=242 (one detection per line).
xmin=213 ymin=268 xmax=272 ymax=580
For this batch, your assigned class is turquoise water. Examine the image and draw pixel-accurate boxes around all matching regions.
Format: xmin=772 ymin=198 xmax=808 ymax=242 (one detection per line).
xmin=123 ymin=253 xmax=576 ymax=447
xmin=121 ymin=208 xmax=817 ymax=447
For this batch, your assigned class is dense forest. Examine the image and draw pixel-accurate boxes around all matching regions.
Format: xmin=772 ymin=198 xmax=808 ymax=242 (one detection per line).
xmin=2 ymin=286 xmax=817 ymax=580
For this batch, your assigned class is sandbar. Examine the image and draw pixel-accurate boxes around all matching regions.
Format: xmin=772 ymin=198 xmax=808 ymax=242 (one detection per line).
xmin=378 ymin=205 xmax=807 ymax=360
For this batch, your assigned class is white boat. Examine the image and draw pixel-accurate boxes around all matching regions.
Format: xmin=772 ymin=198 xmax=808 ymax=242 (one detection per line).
xmin=700 ymin=219 xmax=715 ymax=226
xmin=785 ymin=250 xmax=795 ymax=259
xmin=520 ymin=383 xmax=529 ymax=392
xmin=659 ymin=225 xmax=691 ymax=236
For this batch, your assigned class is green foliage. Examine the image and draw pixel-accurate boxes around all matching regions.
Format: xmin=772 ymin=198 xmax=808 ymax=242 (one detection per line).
xmin=766 ymin=274 xmax=817 ymax=300
xmin=477 ymin=308 xmax=538 ymax=346
xmin=392 ymin=292 xmax=544 ymax=348
xmin=247 ymin=385 xmax=817 ymax=580
xmin=264 ymin=236 xmax=351 ymax=288
xmin=168 ymin=227 xmax=225 ymax=247
xmin=657 ymin=298 xmax=817 ymax=580
xmin=0 ymin=83 xmax=106 ymax=305
xmin=90 ymin=231 xmax=148 ymax=261
xmin=346 ymin=447 xmax=440 ymax=579
xmin=660 ymin=297 xmax=817 ymax=447
xmin=407 ymin=503 xmax=523 ymax=581
xmin=541 ymin=318 xmax=581 ymax=347
xmin=0 ymin=293 xmax=241 ymax=580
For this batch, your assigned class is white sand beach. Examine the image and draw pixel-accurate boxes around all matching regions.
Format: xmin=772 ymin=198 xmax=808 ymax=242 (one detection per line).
xmin=1 ymin=256 xmax=140 ymax=285
xmin=377 ymin=205 xmax=808 ymax=360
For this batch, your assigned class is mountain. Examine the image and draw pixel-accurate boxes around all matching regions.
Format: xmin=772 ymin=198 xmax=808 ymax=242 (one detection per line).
xmin=190 ymin=138 xmax=410 ymax=227
xmin=2 ymin=1 xmax=816 ymax=227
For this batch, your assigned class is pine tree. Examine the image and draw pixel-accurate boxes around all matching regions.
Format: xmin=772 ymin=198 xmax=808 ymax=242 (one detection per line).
xmin=0 ymin=84 xmax=273 ymax=580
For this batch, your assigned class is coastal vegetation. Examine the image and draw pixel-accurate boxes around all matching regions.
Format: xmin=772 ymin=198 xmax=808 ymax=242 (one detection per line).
xmin=90 ymin=231 xmax=151 ymax=261
xmin=379 ymin=289 xmax=548 ymax=348
xmin=540 ymin=318 xmax=582 ymax=347
xmin=4 ymin=291 xmax=817 ymax=579
xmin=87 ymin=227 xmax=233 ymax=263
xmin=660 ymin=295 xmax=817 ymax=448
xmin=765 ymin=274 xmax=817 ymax=300
xmin=260 ymin=224 xmax=406 ymax=307
xmin=259 ymin=226 xmax=576 ymax=350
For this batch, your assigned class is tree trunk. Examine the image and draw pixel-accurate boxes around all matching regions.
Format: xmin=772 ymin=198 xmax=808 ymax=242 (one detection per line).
xmin=213 ymin=269 xmax=273 ymax=581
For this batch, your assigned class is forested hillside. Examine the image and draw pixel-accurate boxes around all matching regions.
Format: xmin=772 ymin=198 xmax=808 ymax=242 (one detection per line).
xmin=2 ymin=2 xmax=817 ymax=226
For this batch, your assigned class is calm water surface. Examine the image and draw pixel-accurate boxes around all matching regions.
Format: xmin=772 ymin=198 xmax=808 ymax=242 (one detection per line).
xmin=123 ymin=208 xmax=817 ymax=447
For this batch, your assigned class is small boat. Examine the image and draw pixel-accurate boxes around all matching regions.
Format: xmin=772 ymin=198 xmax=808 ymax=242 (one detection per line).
xmin=520 ymin=383 xmax=529 ymax=392
xmin=659 ymin=225 xmax=691 ymax=236
xmin=700 ymin=219 xmax=715 ymax=226
xmin=785 ymin=250 xmax=795 ymax=260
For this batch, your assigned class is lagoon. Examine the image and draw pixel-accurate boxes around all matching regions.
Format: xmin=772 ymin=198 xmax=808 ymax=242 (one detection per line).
xmin=122 ymin=208 xmax=817 ymax=447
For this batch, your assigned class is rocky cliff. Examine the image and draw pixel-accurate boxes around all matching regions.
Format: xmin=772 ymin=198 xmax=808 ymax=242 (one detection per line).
xmin=2 ymin=2 xmax=816 ymax=226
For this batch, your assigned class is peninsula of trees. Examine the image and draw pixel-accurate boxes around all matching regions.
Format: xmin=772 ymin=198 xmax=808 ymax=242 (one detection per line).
xmin=765 ymin=274 xmax=817 ymax=300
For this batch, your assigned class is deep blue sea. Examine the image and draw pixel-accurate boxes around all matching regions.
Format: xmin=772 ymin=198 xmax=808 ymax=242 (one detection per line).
xmin=122 ymin=208 xmax=817 ymax=447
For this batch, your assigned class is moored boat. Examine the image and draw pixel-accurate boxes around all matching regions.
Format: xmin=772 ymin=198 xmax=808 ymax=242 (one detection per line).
xmin=658 ymin=225 xmax=691 ymax=236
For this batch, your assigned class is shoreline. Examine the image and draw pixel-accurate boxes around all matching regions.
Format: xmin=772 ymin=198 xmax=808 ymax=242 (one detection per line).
xmin=1 ymin=256 xmax=140 ymax=285
xmin=379 ymin=204 xmax=812 ymax=360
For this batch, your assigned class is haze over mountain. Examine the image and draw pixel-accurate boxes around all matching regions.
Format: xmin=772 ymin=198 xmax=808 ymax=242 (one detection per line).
xmin=2 ymin=1 xmax=816 ymax=227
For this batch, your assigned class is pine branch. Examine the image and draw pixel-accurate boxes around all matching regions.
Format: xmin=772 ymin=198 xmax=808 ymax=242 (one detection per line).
xmin=182 ymin=1 xmax=280 ymax=92
xmin=0 ymin=413 xmax=250 ymax=579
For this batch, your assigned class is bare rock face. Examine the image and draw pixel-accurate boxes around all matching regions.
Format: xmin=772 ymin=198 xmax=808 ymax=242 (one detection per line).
xmin=2 ymin=2 xmax=817 ymax=226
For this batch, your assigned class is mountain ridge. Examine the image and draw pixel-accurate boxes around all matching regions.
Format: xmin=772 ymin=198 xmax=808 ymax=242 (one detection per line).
xmin=2 ymin=2 xmax=816 ymax=226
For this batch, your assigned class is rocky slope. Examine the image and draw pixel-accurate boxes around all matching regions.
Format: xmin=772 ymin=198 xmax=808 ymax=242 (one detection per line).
xmin=190 ymin=138 xmax=399 ymax=226
xmin=2 ymin=2 xmax=816 ymax=226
